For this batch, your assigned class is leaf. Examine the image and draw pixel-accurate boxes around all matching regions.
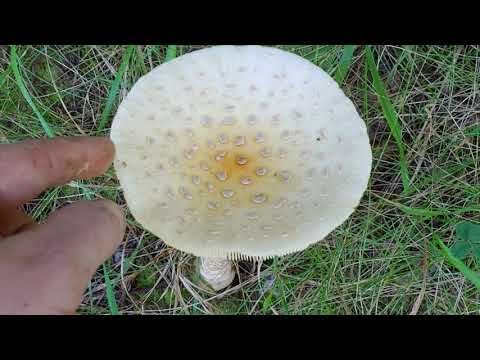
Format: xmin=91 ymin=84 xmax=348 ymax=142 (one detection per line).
xmin=434 ymin=233 xmax=480 ymax=290
xmin=451 ymin=221 xmax=480 ymax=260
xmin=456 ymin=221 xmax=480 ymax=243
xmin=475 ymin=247 xmax=480 ymax=259
xmin=365 ymin=46 xmax=410 ymax=193
xmin=450 ymin=241 xmax=471 ymax=260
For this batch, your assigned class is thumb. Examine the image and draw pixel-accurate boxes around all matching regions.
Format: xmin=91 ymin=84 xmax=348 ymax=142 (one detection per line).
xmin=0 ymin=199 xmax=125 ymax=315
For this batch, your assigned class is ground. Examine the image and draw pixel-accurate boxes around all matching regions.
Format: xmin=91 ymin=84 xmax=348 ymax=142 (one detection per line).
xmin=0 ymin=45 xmax=479 ymax=315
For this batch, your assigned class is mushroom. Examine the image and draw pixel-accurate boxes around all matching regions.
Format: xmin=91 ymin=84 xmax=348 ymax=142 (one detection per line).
xmin=110 ymin=45 xmax=372 ymax=291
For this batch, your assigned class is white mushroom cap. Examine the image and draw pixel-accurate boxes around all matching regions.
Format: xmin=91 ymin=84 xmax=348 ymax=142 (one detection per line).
xmin=111 ymin=45 xmax=372 ymax=260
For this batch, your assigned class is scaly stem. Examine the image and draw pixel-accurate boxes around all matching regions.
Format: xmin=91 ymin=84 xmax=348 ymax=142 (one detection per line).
xmin=198 ymin=257 xmax=235 ymax=291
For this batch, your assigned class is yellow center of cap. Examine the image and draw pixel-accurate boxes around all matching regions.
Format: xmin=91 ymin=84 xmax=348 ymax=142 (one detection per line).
xmin=164 ymin=123 xmax=302 ymax=218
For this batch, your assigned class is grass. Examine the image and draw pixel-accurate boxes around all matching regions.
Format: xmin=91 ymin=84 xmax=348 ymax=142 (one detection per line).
xmin=365 ymin=46 xmax=410 ymax=193
xmin=334 ymin=45 xmax=356 ymax=85
xmin=1 ymin=45 xmax=479 ymax=315
xmin=97 ymin=45 xmax=134 ymax=135
xmin=434 ymin=234 xmax=480 ymax=290
xmin=10 ymin=46 xmax=55 ymax=138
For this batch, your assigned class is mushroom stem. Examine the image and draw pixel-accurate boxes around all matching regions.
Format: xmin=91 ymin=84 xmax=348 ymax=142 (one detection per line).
xmin=198 ymin=257 xmax=235 ymax=291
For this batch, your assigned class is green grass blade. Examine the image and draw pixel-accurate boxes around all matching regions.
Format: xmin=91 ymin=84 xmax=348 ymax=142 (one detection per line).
xmin=434 ymin=234 xmax=480 ymax=290
xmin=334 ymin=45 xmax=356 ymax=84
xmin=466 ymin=126 xmax=480 ymax=136
xmin=112 ymin=232 xmax=144 ymax=287
xmin=102 ymin=263 xmax=119 ymax=315
xmin=164 ymin=45 xmax=177 ymax=62
xmin=382 ymin=197 xmax=446 ymax=218
xmin=135 ymin=46 xmax=148 ymax=75
xmin=304 ymin=45 xmax=334 ymax=63
xmin=96 ymin=45 xmax=135 ymax=134
xmin=0 ymin=67 xmax=11 ymax=89
xmin=453 ymin=206 xmax=480 ymax=215
xmin=365 ymin=46 xmax=410 ymax=193
xmin=10 ymin=45 xmax=55 ymax=138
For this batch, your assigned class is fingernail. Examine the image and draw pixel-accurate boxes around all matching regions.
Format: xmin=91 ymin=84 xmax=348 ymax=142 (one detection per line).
xmin=86 ymin=137 xmax=115 ymax=157
xmin=75 ymin=137 xmax=115 ymax=178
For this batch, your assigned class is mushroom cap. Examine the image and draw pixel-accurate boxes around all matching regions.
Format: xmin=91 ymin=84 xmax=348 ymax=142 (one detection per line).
xmin=111 ymin=45 xmax=372 ymax=260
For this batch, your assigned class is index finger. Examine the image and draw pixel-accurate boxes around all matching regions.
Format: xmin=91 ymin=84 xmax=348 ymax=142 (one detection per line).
xmin=0 ymin=137 xmax=115 ymax=206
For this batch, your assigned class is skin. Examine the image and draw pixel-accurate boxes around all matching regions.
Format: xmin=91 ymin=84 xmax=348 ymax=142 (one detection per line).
xmin=0 ymin=137 xmax=125 ymax=315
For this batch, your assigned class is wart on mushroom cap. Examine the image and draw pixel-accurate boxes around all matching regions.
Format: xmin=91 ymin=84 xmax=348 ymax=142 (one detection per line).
xmin=111 ymin=45 xmax=372 ymax=261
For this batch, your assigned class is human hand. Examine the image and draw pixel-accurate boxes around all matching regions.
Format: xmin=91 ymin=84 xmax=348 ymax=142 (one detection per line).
xmin=0 ymin=137 xmax=125 ymax=315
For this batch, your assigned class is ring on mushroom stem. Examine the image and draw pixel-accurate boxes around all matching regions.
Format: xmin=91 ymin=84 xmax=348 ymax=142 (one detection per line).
xmin=111 ymin=45 xmax=372 ymax=292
